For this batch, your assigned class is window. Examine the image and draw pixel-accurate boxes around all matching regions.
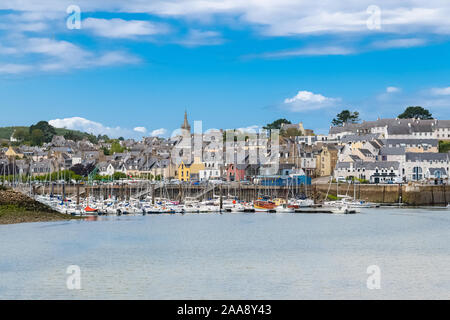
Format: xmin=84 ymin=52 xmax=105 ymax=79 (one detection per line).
xmin=412 ymin=167 xmax=422 ymax=181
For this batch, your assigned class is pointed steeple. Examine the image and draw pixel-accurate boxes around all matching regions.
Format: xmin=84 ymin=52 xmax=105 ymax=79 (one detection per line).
xmin=181 ymin=109 xmax=191 ymax=132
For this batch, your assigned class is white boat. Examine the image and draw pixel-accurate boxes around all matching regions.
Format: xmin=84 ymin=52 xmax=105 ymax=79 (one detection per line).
xmin=330 ymin=205 xmax=360 ymax=214
xmin=275 ymin=204 xmax=295 ymax=213
xmin=230 ymin=204 xmax=246 ymax=212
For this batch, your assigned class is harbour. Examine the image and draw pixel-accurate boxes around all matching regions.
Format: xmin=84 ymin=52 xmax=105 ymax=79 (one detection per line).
xmin=1 ymin=206 xmax=449 ymax=300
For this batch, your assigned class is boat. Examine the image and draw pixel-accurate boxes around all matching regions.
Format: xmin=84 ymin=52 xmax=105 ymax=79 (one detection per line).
xmin=275 ymin=204 xmax=295 ymax=213
xmin=254 ymin=200 xmax=277 ymax=212
xmin=330 ymin=205 xmax=360 ymax=214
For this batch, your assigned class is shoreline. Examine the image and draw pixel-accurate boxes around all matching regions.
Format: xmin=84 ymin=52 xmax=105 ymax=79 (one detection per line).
xmin=0 ymin=189 xmax=80 ymax=225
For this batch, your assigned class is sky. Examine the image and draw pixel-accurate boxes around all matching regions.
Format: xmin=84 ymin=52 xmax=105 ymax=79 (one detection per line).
xmin=0 ymin=0 xmax=449 ymax=139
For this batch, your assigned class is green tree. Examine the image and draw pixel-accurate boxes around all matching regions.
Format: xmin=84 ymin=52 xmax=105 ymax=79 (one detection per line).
xmin=13 ymin=128 xmax=30 ymax=142
xmin=30 ymin=129 xmax=44 ymax=146
xmin=112 ymin=172 xmax=127 ymax=180
xmin=29 ymin=121 xmax=56 ymax=143
xmin=110 ymin=141 xmax=125 ymax=154
xmin=263 ymin=118 xmax=291 ymax=130
xmin=332 ymin=110 xmax=360 ymax=126
xmin=439 ymin=141 xmax=450 ymax=153
xmin=398 ymin=106 xmax=433 ymax=120
xmin=281 ymin=128 xmax=303 ymax=137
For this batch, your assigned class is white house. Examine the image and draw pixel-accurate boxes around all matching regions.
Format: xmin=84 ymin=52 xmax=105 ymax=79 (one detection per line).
xmin=334 ymin=161 xmax=401 ymax=183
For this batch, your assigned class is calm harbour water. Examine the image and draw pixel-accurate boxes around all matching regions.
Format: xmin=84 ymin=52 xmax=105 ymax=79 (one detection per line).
xmin=0 ymin=208 xmax=449 ymax=299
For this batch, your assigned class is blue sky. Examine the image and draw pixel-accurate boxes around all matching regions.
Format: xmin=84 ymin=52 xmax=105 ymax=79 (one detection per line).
xmin=0 ymin=1 xmax=449 ymax=138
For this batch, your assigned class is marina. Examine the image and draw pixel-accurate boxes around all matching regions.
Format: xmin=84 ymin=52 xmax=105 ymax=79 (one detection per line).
xmin=1 ymin=206 xmax=449 ymax=300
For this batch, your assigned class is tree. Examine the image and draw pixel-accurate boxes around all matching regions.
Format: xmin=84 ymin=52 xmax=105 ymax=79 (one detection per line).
xmin=281 ymin=128 xmax=303 ymax=137
xmin=263 ymin=118 xmax=291 ymax=130
xmin=398 ymin=106 xmax=433 ymax=120
xmin=30 ymin=129 xmax=44 ymax=146
xmin=13 ymin=128 xmax=30 ymax=142
xmin=332 ymin=110 xmax=360 ymax=126
xmin=29 ymin=121 xmax=56 ymax=143
xmin=110 ymin=141 xmax=125 ymax=154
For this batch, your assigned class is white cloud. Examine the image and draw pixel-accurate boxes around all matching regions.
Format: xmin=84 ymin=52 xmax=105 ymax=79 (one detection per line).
xmin=177 ymin=29 xmax=224 ymax=47
xmin=0 ymin=37 xmax=140 ymax=74
xmin=49 ymin=117 xmax=134 ymax=138
xmin=0 ymin=63 xmax=33 ymax=74
xmin=372 ymin=38 xmax=427 ymax=49
xmin=284 ymin=90 xmax=340 ymax=112
xmin=83 ymin=18 xmax=170 ymax=39
xmin=431 ymin=87 xmax=450 ymax=95
xmin=249 ymin=46 xmax=355 ymax=59
xmin=151 ymin=128 xmax=168 ymax=137
xmin=386 ymin=86 xmax=401 ymax=93
xmin=133 ymin=126 xmax=147 ymax=133
xmin=1 ymin=1 xmax=450 ymax=38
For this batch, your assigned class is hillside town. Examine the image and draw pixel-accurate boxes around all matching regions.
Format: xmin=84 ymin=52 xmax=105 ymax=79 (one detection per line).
xmin=2 ymin=109 xmax=450 ymax=186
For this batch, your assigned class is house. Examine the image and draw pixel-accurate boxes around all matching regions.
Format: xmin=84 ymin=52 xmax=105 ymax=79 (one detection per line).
xmin=378 ymin=147 xmax=406 ymax=162
xmin=51 ymin=135 xmax=67 ymax=147
xmin=382 ymin=139 xmax=438 ymax=153
xmin=298 ymin=150 xmax=316 ymax=177
xmin=226 ymin=163 xmax=246 ymax=182
xmin=177 ymin=161 xmax=191 ymax=182
xmin=98 ymin=161 xmax=115 ymax=176
xmin=30 ymin=160 xmax=54 ymax=176
xmin=188 ymin=157 xmax=206 ymax=181
xmin=199 ymin=161 xmax=222 ymax=181
xmin=334 ymin=161 xmax=401 ymax=184
xmin=426 ymin=168 xmax=448 ymax=181
xmin=5 ymin=146 xmax=23 ymax=159
xmin=316 ymin=144 xmax=339 ymax=177
xmin=403 ymin=153 xmax=450 ymax=182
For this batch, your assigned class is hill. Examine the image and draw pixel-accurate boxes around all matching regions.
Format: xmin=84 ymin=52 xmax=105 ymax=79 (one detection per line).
xmin=0 ymin=125 xmax=101 ymax=144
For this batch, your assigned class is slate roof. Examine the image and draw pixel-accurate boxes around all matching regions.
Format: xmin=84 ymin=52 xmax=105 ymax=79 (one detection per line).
xmin=405 ymin=153 xmax=449 ymax=162
xmin=379 ymin=147 xmax=406 ymax=156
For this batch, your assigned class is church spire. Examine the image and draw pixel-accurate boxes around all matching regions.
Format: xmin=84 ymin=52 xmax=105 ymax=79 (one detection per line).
xmin=181 ymin=109 xmax=191 ymax=132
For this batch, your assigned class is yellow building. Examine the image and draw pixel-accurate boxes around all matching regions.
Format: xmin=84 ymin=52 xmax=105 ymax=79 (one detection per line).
xmin=5 ymin=146 xmax=23 ymax=159
xmin=177 ymin=161 xmax=191 ymax=182
xmin=316 ymin=145 xmax=339 ymax=177
xmin=177 ymin=157 xmax=205 ymax=181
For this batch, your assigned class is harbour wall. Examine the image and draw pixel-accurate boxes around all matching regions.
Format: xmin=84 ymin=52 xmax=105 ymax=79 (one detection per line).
xmin=26 ymin=183 xmax=450 ymax=205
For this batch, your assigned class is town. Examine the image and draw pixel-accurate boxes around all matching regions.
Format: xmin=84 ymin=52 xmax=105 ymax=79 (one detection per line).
xmin=1 ymin=106 xmax=449 ymax=187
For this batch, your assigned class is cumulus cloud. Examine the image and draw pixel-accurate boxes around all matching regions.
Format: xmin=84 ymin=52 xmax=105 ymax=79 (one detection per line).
xmin=151 ymin=128 xmax=168 ymax=137
xmin=386 ymin=86 xmax=401 ymax=93
xmin=283 ymin=90 xmax=340 ymax=112
xmin=83 ymin=18 xmax=170 ymax=39
xmin=430 ymin=87 xmax=450 ymax=95
xmin=49 ymin=117 xmax=134 ymax=138
xmin=133 ymin=126 xmax=147 ymax=133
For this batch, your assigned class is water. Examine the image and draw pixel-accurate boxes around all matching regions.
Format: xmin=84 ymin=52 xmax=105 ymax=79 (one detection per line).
xmin=0 ymin=208 xmax=449 ymax=299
